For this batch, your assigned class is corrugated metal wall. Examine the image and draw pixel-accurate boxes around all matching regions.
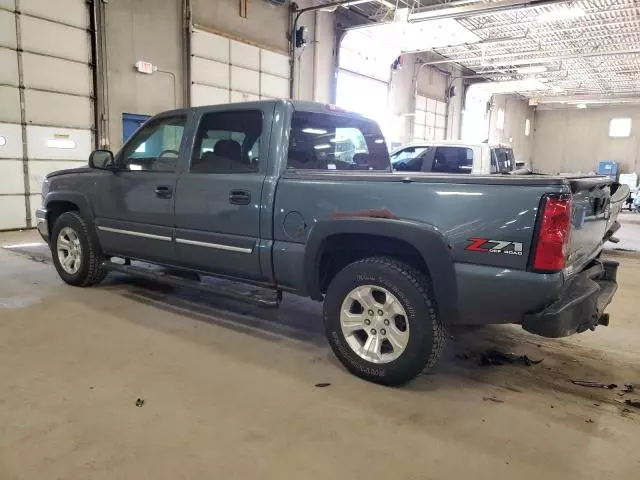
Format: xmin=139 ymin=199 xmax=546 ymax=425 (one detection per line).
xmin=0 ymin=0 xmax=93 ymax=230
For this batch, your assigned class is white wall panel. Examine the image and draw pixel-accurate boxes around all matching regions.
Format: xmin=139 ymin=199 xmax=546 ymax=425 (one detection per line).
xmin=0 ymin=123 xmax=23 ymax=158
xmin=27 ymin=160 xmax=85 ymax=193
xmin=0 ymin=10 xmax=17 ymax=49
xmin=260 ymin=73 xmax=288 ymax=99
xmin=0 ymin=160 xmax=24 ymax=194
xmin=21 ymin=16 xmax=90 ymax=62
xmin=22 ymin=53 xmax=92 ymax=96
xmin=0 ymin=48 xmax=19 ymax=86
xmin=26 ymin=125 xmax=91 ymax=160
xmin=230 ymin=91 xmax=259 ymax=103
xmin=0 ymin=196 xmax=27 ymax=230
xmin=25 ymin=90 xmax=92 ymax=128
xmin=0 ymin=86 xmax=20 ymax=123
xmin=230 ymin=66 xmax=259 ymax=95
xmin=230 ymin=40 xmax=259 ymax=70
xmin=191 ymin=56 xmax=229 ymax=88
xmin=260 ymin=50 xmax=288 ymax=78
xmin=416 ymin=96 xmax=427 ymax=111
xmin=191 ymin=29 xmax=229 ymax=62
xmin=0 ymin=0 xmax=15 ymax=10
xmin=191 ymin=84 xmax=229 ymax=107
xmin=20 ymin=0 xmax=88 ymax=29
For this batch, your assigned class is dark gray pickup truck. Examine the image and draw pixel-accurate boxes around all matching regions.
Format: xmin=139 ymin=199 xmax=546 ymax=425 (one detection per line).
xmin=36 ymin=100 xmax=628 ymax=385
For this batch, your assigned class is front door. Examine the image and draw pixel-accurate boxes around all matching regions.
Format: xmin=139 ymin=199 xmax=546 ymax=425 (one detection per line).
xmin=93 ymin=114 xmax=188 ymax=264
xmin=174 ymin=108 xmax=267 ymax=281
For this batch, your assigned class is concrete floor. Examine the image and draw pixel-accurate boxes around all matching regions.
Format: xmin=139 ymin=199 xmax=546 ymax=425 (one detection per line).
xmin=1 ymin=218 xmax=640 ymax=479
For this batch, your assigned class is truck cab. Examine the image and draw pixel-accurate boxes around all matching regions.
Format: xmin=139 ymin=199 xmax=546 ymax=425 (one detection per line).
xmin=391 ymin=140 xmax=519 ymax=174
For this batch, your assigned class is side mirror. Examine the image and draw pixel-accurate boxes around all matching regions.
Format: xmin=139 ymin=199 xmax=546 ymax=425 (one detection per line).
xmin=89 ymin=149 xmax=115 ymax=170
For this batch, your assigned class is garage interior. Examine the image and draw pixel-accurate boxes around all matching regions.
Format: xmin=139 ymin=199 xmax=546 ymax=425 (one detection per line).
xmin=1 ymin=0 xmax=640 ymax=478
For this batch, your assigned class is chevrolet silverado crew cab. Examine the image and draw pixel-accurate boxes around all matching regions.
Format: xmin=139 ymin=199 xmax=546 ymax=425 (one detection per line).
xmin=36 ymin=100 xmax=628 ymax=386
xmin=391 ymin=140 xmax=524 ymax=174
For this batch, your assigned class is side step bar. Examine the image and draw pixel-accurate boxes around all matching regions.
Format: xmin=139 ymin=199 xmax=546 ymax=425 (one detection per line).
xmin=102 ymin=261 xmax=279 ymax=308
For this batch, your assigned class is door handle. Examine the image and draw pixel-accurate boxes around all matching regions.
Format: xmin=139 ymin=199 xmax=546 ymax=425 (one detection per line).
xmin=229 ymin=189 xmax=251 ymax=205
xmin=155 ymin=185 xmax=173 ymax=199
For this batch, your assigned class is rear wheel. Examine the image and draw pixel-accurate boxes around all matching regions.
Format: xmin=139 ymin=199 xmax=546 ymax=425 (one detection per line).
xmin=50 ymin=212 xmax=106 ymax=287
xmin=323 ymin=257 xmax=445 ymax=386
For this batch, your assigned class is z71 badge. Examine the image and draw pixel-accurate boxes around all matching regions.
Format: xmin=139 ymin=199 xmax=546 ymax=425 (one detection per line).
xmin=465 ymin=238 xmax=524 ymax=256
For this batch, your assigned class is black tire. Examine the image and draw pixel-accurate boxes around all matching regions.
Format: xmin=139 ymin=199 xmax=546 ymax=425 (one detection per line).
xmin=50 ymin=211 xmax=106 ymax=287
xmin=323 ymin=257 xmax=445 ymax=386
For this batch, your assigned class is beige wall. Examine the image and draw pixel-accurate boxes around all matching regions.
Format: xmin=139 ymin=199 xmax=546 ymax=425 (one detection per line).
xmin=489 ymin=94 xmax=535 ymax=165
xmin=104 ymin=0 xmax=184 ymax=149
xmin=532 ymin=106 xmax=640 ymax=174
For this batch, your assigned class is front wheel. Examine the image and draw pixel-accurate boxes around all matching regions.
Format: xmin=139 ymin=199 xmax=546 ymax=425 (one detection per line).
xmin=50 ymin=211 xmax=106 ymax=287
xmin=323 ymin=257 xmax=445 ymax=386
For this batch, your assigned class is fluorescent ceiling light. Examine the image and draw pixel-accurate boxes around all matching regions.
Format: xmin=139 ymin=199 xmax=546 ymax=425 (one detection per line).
xmin=576 ymin=103 xmax=587 ymax=109
xmin=517 ymin=65 xmax=548 ymax=74
xmin=303 ymin=128 xmax=327 ymax=135
xmin=314 ymin=144 xmax=331 ymax=150
xmin=476 ymin=78 xmax=549 ymax=94
xmin=537 ymin=5 xmax=585 ymax=23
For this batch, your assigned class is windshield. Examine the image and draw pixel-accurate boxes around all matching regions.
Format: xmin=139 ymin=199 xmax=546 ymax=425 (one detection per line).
xmin=492 ymin=148 xmax=515 ymax=173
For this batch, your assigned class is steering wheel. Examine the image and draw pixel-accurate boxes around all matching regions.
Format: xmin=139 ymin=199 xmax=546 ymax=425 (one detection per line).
xmin=158 ymin=149 xmax=179 ymax=157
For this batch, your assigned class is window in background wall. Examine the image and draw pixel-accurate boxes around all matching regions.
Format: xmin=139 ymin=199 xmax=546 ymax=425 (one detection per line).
xmin=496 ymin=108 xmax=505 ymax=130
xmin=609 ymin=118 xmax=632 ymax=138
xmin=525 ymin=118 xmax=531 ymax=136
xmin=414 ymin=95 xmax=446 ymax=141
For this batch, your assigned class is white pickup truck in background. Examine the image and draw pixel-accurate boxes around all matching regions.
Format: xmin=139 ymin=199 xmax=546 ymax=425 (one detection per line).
xmin=391 ymin=140 xmax=528 ymax=174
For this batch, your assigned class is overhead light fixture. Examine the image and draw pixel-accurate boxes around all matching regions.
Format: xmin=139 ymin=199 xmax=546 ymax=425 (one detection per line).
xmin=576 ymin=103 xmax=587 ymax=109
xmin=537 ymin=5 xmax=585 ymax=23
xmin=516 ymin=65 xmax=548 ymax=75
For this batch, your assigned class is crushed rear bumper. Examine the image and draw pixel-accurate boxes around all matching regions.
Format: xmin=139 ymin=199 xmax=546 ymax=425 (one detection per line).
xmin=522 ymin=260 xmax=618 ymax=338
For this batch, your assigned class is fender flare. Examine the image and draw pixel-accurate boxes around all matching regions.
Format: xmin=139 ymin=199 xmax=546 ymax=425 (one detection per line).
xmin=303 ymin=218 xmax=458 ymax=323
xmin=44 ymin=192 xmax=101 ymax=247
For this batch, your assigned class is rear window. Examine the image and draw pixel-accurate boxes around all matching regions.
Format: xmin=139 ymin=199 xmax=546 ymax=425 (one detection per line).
xmin=432 ymin=147 xmax=473 ymax=174
xmin=492 ymin=148 xmax=515 ymax=173
xmin=287 ymin=111 xmax=391 ymax=171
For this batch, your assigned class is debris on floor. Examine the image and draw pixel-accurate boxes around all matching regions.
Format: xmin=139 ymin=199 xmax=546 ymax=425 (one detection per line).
xmin=315 ymin=383 xmax=331 ymax=388
xmin=479 ymin=348 xmax=543 ymax=367
xmin=618 ymin=384 xmax=635 ymax=395
xmin=483 ymin=396 xmax=504 ymax=403
xmin=570 ymin=380 xmax=618 ymax=389
xmin=135 ymin=398 xmax=145 ymax=407
xmin=585 ymin=418 xmax=594 ymax=423
xmin=623 ymin=399 xmax=640 ymax=409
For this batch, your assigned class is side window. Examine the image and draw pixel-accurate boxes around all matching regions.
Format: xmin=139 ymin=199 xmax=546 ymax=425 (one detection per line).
xmin=391 ymin=146 xmax=429 ymax=172
xmin=287 ymin=111 xmax=390 ymax=171
xmin=431 ymin=147 xmax=473 ymax=174
xmin=122 ymin=116 xmax=186 ymax=172
xmin=190 ymin=110 xmax=262 ymax=173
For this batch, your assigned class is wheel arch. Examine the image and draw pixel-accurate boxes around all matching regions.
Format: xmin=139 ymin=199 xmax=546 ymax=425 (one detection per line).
xmin=45 ymin=192 xmax=100 ymax=249
xmin=303 ymin=218 xmax=458 ymax=323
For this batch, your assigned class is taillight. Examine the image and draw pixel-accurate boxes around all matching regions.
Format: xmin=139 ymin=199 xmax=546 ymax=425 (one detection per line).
xmin=532 ymin=195 xmax=572 ymax=272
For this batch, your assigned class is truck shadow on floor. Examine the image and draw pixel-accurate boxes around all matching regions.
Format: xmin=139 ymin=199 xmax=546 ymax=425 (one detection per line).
xmin=101 ymin=273 xmax=640 ymax=416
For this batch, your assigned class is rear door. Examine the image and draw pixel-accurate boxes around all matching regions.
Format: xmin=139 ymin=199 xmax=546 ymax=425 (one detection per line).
xmin=173 ymin=106 xmax=271 ymax=281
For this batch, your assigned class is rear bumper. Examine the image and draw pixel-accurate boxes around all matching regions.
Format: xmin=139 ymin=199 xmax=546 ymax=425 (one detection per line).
xmin=35 ymin=207 xmax=49 ymax=243
xmin=522 ymin=260 xmax=618 ymax=338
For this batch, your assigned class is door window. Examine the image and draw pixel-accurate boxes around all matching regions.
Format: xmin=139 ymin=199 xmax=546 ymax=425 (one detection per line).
xmin=287 ymin=111 xmax=390 ymax=171
xmin=121 ymin=116 xmax=186 ymax=172
xmin=431 ymin=147 xmax=473 ymax=174
xmin=190 ymin=110 xmax=263 ymax=173
xmin=391 ymin=146 xmax=429 ymax=172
